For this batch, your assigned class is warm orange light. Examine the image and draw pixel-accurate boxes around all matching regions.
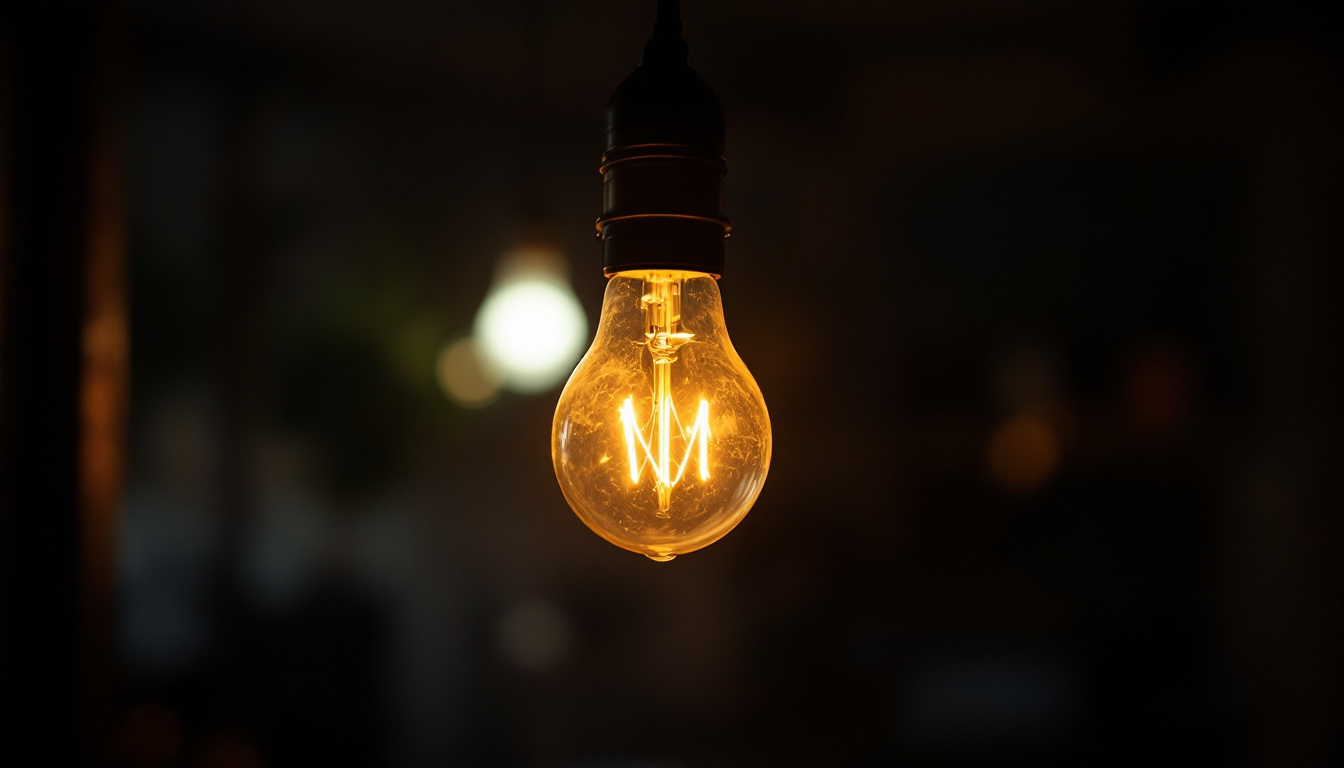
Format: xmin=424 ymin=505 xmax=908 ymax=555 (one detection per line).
xmin=552 ymin=271 xmax=770 ymax=561
xmin=618 ymin=395 xmax=711 ymax=503
xmin=987 ymin=415 xmax=1059 ymax=493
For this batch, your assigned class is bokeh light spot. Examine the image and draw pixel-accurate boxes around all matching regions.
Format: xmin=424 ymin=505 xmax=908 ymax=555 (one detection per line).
xmin=436 ymin=337 xmax=501 ymax=409
xmin=474 ymin=272 xmax=587 ymax=394
xmin=987 ymin=416 xmax=1059 ymax=493
xmin=497 ymin=600 xmax=572 ymax=671
xmin=1126 ymin=341 xmax=1193 ymax=436
xmin=199 ymin=734 xmax=266 ymax=768
xmin=120 ymin=702 xmax=183 ymax=768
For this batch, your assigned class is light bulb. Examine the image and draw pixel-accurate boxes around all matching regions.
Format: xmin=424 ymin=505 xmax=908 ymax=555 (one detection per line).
xmin=552 ymin=270 xmax=770 ymax=561
xmin=554 ymin=0 xmax=769 ymax=560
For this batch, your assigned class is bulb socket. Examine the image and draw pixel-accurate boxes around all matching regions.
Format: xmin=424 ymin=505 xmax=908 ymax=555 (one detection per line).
xmin=598 ymin=36 xmax=729 ymax=277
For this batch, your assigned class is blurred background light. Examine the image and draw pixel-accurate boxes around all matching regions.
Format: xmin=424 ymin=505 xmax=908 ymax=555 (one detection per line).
xmin=903 ymin=648 xmax=1073 ymax=749
xmin=435 ymin=337 xmax=502 ymax=409
xmin=987 ymin=415 xmax=1060 ymax=493
xmin=472 ymin=247 xmax=587 ymax=395
xmin=1126 ymin=340 xmax=1194 ymax=437
xmin=496 ymin=599 xmax=572 ymax=671
xmin=118 ymin=702 xmax=184 ymax=768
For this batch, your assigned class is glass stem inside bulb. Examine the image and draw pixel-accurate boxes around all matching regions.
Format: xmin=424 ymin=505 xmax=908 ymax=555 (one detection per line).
xmin=654 ymin=360 xmax=673 ymax=513
xmin=644 ymin=275 xmax=690 ymax=517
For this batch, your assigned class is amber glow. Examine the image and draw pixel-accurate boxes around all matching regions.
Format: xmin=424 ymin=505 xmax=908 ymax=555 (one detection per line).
xmin=552 ymin=271 xmax=770 ymax=561
xmin=618 ymin=396 xmax=711 ymax=506
xmin=987 ymin=415 xmax=1059 ymax=493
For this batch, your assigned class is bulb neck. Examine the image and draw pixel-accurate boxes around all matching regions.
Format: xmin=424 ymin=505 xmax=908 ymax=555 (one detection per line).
xmin=597 ymin=8 xmax=729 ymax=278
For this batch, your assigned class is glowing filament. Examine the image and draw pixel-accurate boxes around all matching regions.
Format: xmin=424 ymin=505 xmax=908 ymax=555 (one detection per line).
xmin=618 ymin=396 xmax=711 ymax=500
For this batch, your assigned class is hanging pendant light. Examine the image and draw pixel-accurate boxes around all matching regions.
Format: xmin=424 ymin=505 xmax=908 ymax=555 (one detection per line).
xmin=551 ymin=0 xmax=771 ymax=562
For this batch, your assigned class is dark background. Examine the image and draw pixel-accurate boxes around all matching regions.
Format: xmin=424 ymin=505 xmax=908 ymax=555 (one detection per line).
xmin=2 ymin=1 xmax=1341 ymax=766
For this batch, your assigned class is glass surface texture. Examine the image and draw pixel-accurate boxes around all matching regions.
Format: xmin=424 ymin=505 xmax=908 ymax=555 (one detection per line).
xmin=552 ymin=271 xmax=771 ymax=561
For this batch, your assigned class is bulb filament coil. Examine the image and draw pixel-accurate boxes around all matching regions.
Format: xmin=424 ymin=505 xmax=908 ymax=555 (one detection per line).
xmin=619 ymin=396 xmax=711 ymax=514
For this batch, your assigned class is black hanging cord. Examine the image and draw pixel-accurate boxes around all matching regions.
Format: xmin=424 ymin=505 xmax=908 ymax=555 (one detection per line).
xmin=643 ymin=0 xmax=688 ymax=67
xmin=653 ymin=0 xmax=681 ymax=40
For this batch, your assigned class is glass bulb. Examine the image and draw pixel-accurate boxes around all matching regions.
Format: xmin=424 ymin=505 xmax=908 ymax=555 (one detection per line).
xmin=552 ymin=271 xmax=771 ymax=562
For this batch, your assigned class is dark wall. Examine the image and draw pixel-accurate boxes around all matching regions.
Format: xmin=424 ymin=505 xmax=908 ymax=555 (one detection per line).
xmin=4 ymin=1 xmax=1340 ymax=766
